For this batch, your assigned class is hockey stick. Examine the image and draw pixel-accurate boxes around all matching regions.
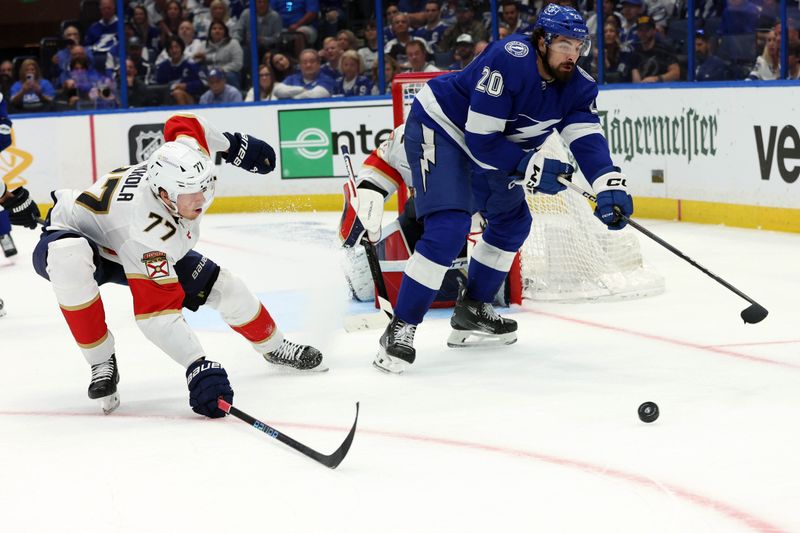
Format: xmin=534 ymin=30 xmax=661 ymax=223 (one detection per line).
xmin=557 ymin=177 xmax=768 ymax=324
xmin=217 ymin=398 xmax=359 ymax=469
xmin=340 ymin=144 xmax=394 ymax=321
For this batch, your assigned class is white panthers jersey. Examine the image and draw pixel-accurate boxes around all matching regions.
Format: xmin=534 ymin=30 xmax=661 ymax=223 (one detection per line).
xmin=49 ymin=163 xmax=201 ymax=277
xmin=46 ymin=113 xmax=230 ymax=367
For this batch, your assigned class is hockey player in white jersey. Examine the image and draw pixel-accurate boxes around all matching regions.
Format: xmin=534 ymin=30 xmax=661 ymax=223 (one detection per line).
xmin=373 ymin=4 xmax=634 ymax=373
xmin=32 ymin=114 xmax=325 ymax=416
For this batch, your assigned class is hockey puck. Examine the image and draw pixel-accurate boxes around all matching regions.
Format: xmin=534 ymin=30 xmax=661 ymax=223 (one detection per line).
xmin=638 ymin=402 xmax=659 ymax=423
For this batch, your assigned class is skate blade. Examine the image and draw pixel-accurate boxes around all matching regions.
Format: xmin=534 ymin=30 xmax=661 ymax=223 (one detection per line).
xmin=99 ymin=392 xmax=120 ymax=415
xmin=446 ymin=329 xmax=517 ymax=348
xmin=373 ymin=349 xmax=409 ymax=374
xmin=264 ymin=356 xmax=330 ymax=373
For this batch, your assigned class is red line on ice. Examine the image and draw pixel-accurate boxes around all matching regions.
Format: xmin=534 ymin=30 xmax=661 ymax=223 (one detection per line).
xmin=0 ymin=410 xmax=785 ymax=532
xmin=522 ymin=307 xmax=800 ymax=369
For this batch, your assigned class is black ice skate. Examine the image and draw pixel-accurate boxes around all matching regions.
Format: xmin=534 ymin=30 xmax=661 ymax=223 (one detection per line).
xmin=374 ymin=317 xmax=417 ymax=374
xmin=264 ymin=339 xmax=327 ymax=372
xmin=88 ymin=354 xmax=120 ymax=415
xmin=448 ymin=285 xmax=517 ymax=348
xmin=0 ymin=233 xmax=17 ymax=258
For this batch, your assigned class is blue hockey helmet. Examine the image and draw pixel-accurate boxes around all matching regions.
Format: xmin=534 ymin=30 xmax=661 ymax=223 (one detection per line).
xmin=534 ymin=4 xmax=591 ymax=55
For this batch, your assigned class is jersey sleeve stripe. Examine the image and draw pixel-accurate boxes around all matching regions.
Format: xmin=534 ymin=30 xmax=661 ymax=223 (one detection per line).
xmin=415 ymin=85 xmax=497 ymax=170
xmin=465 ymin=109 xmax=507 ymax=136
xmin=363 ymin=151 xmax=405 ymax=189
xmin=560 ymin=122 xmax=604 ymax=145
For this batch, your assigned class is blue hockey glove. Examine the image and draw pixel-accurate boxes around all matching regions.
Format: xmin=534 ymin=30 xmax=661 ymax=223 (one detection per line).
xmin=592 ymin=168 xmax=633 ymax=230
xmin=2 ymin=187 xmax=40 ymax=229
xmin=223 ymin=132 xmax=276 ymax=174
xmin=0 ymin=116 xmax=11 ymax=152
xmin=512 ymin=149 xmax=573 ymax=195
xmin=186 ymin=358 xmax=233 ymax=418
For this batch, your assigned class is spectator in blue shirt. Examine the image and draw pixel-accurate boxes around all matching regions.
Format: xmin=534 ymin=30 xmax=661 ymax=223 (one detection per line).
xmin=274 ymin=49 xmax=335 ymax=99
xmin=199 ymin=68 xmax=243 ymax=104
xmin=321 ymin=38 xmax=343 ymax=83
xmin=398 ymin=0 xmax=428 ymax=26
xmin=271 ymin=0 xmax=320 ymax=47
xmin=85 ymin=0 xmax=119 ymax=54
xmin=694 ymin=29 xmax=729 ymax=81
xmin=500 ymin=0 xmax=531 ymax=35
xmin=619 ymin=0 xmax=643 ymax=49
xmin=414 ymin=1 xmax=449 ymax=50
xmin=61 ymin=56 xmax=118 ymax=109
xmin=720 ymin=0 xmax=761 ymax=35
xmin=8 ymin=59 xmax=55 ymax=112
xmin=156 ymin=36 xmax=207 ymax=105
xmin=130 ymin=4 xmax=161 ymax=58
xmin=335 ymin=50 xmax=372 ymax=96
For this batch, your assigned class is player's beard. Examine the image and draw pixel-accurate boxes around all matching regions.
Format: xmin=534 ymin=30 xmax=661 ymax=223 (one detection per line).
xmin=540 ymin=48 xmax=576 ymax=83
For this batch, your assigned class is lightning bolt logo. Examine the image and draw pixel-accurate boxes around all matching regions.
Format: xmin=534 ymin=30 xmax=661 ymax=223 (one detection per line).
xmin=420 ymin=125 xmax=436 ymax=193
xmin=506 ymin=116 xmax=562 ymax=143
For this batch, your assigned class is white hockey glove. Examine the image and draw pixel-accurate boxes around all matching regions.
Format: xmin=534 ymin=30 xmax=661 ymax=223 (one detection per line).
xmin=510 ymin=133 xmax=574 ymax=195
xmin=339 ymin=180 xmax=387 ymax=248
xmin=592 ymin=167 xmax=633 ymax=230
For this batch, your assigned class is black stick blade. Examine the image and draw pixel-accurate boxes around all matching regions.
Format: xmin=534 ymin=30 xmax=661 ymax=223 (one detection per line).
xmin=324 ymin=402 xmax=360 ymax=469
xmin=741 ymin=303 xmax=768 ymax=324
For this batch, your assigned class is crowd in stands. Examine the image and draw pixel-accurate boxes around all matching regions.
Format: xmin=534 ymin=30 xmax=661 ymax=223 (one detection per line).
xmin=0 ymin=0 xmax=797 ymax=113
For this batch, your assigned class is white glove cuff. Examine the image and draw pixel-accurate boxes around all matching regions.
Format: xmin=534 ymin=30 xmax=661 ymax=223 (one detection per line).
xmin=592 ymin=171 xmax=628 ymax=195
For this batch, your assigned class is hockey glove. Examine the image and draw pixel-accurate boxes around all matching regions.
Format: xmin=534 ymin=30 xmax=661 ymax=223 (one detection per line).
xmin=592 ymin=168 xmax=633 ymax=230
xmin=223 ymin=132 xmax=276 ymax=174
xmin=0 ymin=116 xmax=11 ymax=152
xmin=512 ymin=149 xmax=573 ymax=195
xmin=186 ymin=358 xmax=233 ymax=418
xmin=339 ymin=180 xmax=387 ymax=248
xmin=1 ymin=187 xmax=40 ymax=229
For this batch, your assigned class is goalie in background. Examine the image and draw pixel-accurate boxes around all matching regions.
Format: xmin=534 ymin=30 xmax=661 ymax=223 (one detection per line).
xmin=338 ymin=124 xmax=496 ymax=330
xmin=32 ymin=113 xmax=326 ymax=417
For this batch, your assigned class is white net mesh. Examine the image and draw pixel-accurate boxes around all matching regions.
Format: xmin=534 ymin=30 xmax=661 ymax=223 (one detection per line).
xmin=523 ymin=190 xmax=664 ymax=301
xmin=393 ymin=75 xmax=665 ymax=302
xmin=401 ymin=81 xmax=427 ymax=121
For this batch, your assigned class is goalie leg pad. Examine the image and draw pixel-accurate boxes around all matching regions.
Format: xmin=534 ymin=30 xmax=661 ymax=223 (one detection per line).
xmin=46 ymin=237 xmax=115 ymax=365
xmin=205 ymin=268 xmax=284 ymax=354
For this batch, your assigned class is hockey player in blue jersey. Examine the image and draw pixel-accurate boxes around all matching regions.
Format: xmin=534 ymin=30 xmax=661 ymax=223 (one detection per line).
xmin=373 ymin=4 xmax=634 ymax=373
xmin=0 ymin=91 xmax=41 ymax=260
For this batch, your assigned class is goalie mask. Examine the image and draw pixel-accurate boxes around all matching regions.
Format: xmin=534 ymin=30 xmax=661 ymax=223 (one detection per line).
xmin=147 ymin=140 xmax=216 ymax=216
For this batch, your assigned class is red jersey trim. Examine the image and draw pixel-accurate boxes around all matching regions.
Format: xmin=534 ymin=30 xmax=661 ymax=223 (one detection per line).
xmin=363 ymin=151 xmax=404 ymax=188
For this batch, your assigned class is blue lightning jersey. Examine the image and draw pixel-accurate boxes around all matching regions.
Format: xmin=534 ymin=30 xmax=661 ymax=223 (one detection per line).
xmin=0 ymin=93 xmax=11 ymax=157
xmin=409 ymin=35 xmax=614 ymax=183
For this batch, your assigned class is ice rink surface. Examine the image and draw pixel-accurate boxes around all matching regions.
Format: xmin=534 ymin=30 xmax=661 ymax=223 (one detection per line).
xmin=1 ymin=211 xmax=798 ymax=533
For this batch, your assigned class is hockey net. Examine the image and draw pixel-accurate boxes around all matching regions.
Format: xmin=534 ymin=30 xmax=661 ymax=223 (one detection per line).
xmin=391 ymin=72 xmax=664 ymax=303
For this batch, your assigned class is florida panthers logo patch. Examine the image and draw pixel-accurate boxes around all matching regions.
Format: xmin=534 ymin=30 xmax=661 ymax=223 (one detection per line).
xmin=142 ymin=251 xmax=170 ymax=279
xmin=504 ymin=41 xmax=529 ymax=57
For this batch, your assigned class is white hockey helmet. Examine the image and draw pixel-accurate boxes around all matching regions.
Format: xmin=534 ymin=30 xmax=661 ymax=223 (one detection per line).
xmin=147 ymin=140 xmax=216 ymax=215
